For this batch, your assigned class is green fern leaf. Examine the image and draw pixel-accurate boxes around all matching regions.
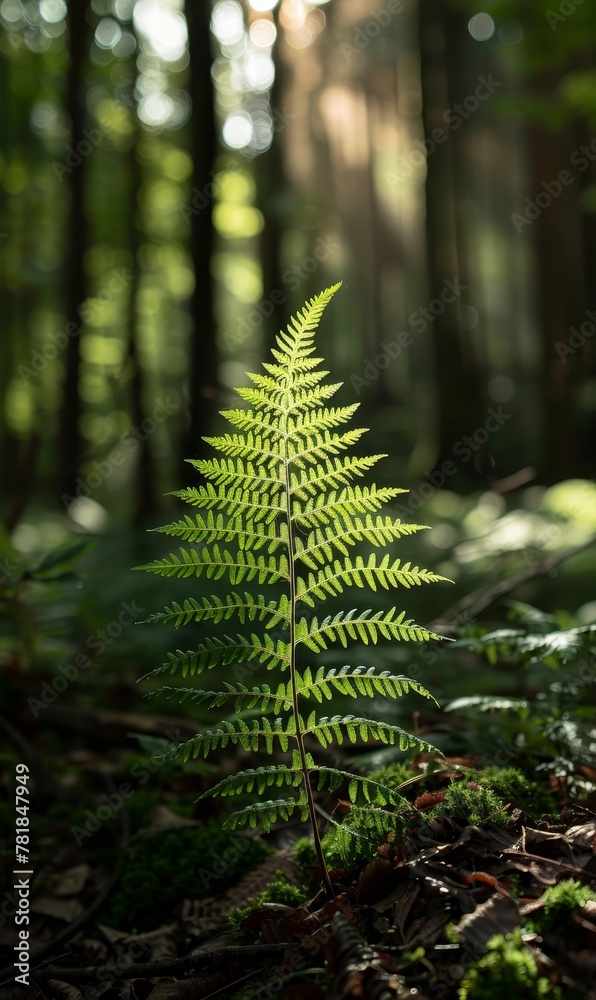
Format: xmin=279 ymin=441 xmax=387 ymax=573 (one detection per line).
xmin=294 ymin=665 xmax=437 ymax=705
xmin=303 ymin=714 xmax=440 ymax=752
xmin=297 ymin=554 xmax=450 ymax=606
xmin=311 ymin=767 xmax=411 ymax=807
xmin=136 ymin=546 xmax=289 ymax=585
xmin=141 ymin=633 xmax=291 ymax=681
xmin=204 ymin=750 xmax=308 ymax=798
xmin=145 ymin=592 xmax=291 ymax=630
xmin=155 ymin=716 xmax=297 ymax=762
xmin=139 ymin=284 xmax=449 ymax=887
xmin=146 ymin=681 xmax=291 ymax=714
xmin=297 ymin=608 xmax=445 ymax=651
xmin=223 ymin=793 xmax=309 ymax=833
xmin=152 ymin=512 xmax=287 ymax=552
xmin=294 ymin=516 xmax=428 ymax=569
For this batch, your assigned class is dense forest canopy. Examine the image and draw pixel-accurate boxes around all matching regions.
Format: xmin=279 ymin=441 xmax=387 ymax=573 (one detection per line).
xmin=1 ymin=0 xmax=595 ymax=535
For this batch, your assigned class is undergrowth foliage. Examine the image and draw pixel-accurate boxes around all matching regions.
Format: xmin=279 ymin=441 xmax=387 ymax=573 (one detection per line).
xmin=136 ymin=283 xmax=449 ymax=893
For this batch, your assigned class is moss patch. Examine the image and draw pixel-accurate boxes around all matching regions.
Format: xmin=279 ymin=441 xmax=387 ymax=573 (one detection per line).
xmin=103 ymin=821 xmax=270 ymax=932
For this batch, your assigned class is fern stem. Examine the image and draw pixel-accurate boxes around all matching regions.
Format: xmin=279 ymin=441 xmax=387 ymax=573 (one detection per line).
xmin=284 ymin=436 xmax=335 ymax=898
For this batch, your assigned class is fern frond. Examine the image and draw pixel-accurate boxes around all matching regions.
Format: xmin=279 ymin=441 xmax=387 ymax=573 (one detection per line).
xmin=310 ymin=767 xmax=411 ymax=808
xmin=141 ymin=633 xmax=291 ymax=681
xmin=236 ymin=381 xmax=343 ymax=414
xmin=292 ymin=486 xmax=407 ymax=528
xmin=262 ymin=355 xmax=325 ymax=378
xmin=342 ymin=804 xmax=404 ymax=840
xmin=294 ymin=516 xmax=429 ymax=568
xmin=297 ymin=554 xmax=450 ymax=606
xmin=201 ymin=432 xmax=284 ymax=464
xmin=153 ymin=512 xmax=287 ymax=551
xmin=290 ymin=454 xmax=387 ymax=501
xmin=288 ymin=428 xmax=368 ymax=467
xmin=294 ymin=665 xmax=437 ymax=705
xmin=518 ymin=626 xmax=595 ymax=664
xmin=146 ymin=681 xmax=292 ymax=714
xmin=247 ymin=368 xmax=329 ymax=401
xmin=156 ymin=716 xmax=298 ymax=762
xmin=287 ymin=404 xmax=361 ymax=439
xmin=223 ymin=793 xmax=309 ymax=832
xmin=139 ymin=284 xmax=448 ymax=892
xmin=187 ymin=457 xmax=285 ymax=492
xmin=303 ymin=713 xmax=440 ymax=753
xmin=145 ymin=592 xmax=290 ymax=629
xmin=297 ymin=608 xmax=443 ymax=651
xmin=136 ymin=546 xmax=289 ymax=585
xmin=271 ymin=283 xmax=341 ymax=369
xmin=169 ymin=484 xmax=284 ymax=523
xmin=204 ymin=749 xmax=308 ymax=798
xmin=217 ymin=408 xmax=286 ymax=439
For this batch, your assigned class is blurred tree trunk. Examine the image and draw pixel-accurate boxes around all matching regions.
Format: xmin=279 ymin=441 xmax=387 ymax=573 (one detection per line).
xmin=418 ymin=0 xmax=480 ymax=468
xmin=577 ymin=115 xmax=596 ymax=472
xmin=442 ymin=2 xmax=485 ymax=471
xmin=182 ymin=0 xmax=218 ymax=469
xmin=58 ymin=0 xmax=90 ymax=500
xmin=127 ymin=112 xmax=158 ymax=524
xmin=0 ymin=50 xmax=17 ymax=504
xmin=255 ymin=14 xmax=285 ymax=350
xmin=529 ymin=111 xmax=578 ymax=481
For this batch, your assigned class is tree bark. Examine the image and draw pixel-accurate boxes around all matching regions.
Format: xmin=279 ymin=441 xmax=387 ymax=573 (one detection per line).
xmin=182 ymin=0 xmax=218 ymax=470
xmin=418 ymin=0 xmax=480 ymax=469
xmin=58 ymin=1 xmax=90 ymax=500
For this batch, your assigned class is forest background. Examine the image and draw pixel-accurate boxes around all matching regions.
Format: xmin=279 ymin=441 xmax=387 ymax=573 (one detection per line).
xmin=1 ymin=0 xmax=596 ymax=865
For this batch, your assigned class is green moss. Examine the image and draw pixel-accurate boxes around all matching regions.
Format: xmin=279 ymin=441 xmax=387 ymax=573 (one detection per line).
xmin=471 ymin=766 xmax=556 ymax=817
xmin=103 ymin=821 xmax=270 ymax=932
xmin=458 ymin=931 xmax=562 ymax=999
xmin=525 ymin=878 xmax=596 ymax=934
xmin=321 ymin=803 xmax=411 ymax=871
xmin=321 ymin=820 xmax=378 ymax=871
xmin=368 ymin=761 xmax=416 ymax=793
xmin=293 ymin=836 xmax=318 ymax=868
xmin=227 ymin=870 xmax=309 ymax=929
xmin=431 ymin=781 xmax=508 ymax=825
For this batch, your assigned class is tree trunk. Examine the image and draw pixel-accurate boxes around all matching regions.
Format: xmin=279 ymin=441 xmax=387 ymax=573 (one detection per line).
xmin=418 ymin=0 xmax=479 ymax=469
xmin=127 ymin=112 xmax=158 ymax=524
xmin=58 ymin=0 xmax=90 ymax=501
xmin=181 ymin=0 xmax=218 ymax=469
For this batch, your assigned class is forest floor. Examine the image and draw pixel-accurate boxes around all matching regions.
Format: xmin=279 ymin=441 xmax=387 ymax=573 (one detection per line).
xmin=1 ymin=735 xmax=595 ymax=1000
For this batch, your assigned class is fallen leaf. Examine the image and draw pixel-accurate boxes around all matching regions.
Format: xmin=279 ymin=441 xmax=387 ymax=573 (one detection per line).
xmin=46 ymin=864 xmax=91 ymax=897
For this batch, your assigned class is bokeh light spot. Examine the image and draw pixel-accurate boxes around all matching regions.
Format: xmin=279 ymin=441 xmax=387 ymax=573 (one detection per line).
xmin=222 ymin=111 xmax=253 ymax=149
xmin=468 ymin=12 xmax=495 ymax=41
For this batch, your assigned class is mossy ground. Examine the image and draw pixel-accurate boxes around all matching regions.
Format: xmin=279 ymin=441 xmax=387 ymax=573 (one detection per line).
xmin=103 ymin=820 xmax=270 ymax=932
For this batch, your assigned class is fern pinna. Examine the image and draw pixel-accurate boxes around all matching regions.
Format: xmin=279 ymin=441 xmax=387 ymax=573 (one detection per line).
xmin=137 ymin=283 xmax=448 ymax=894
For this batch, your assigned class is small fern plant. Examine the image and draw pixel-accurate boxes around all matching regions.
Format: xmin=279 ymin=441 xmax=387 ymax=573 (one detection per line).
xmin=136 ymin=283 xmax=449 ymax=895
